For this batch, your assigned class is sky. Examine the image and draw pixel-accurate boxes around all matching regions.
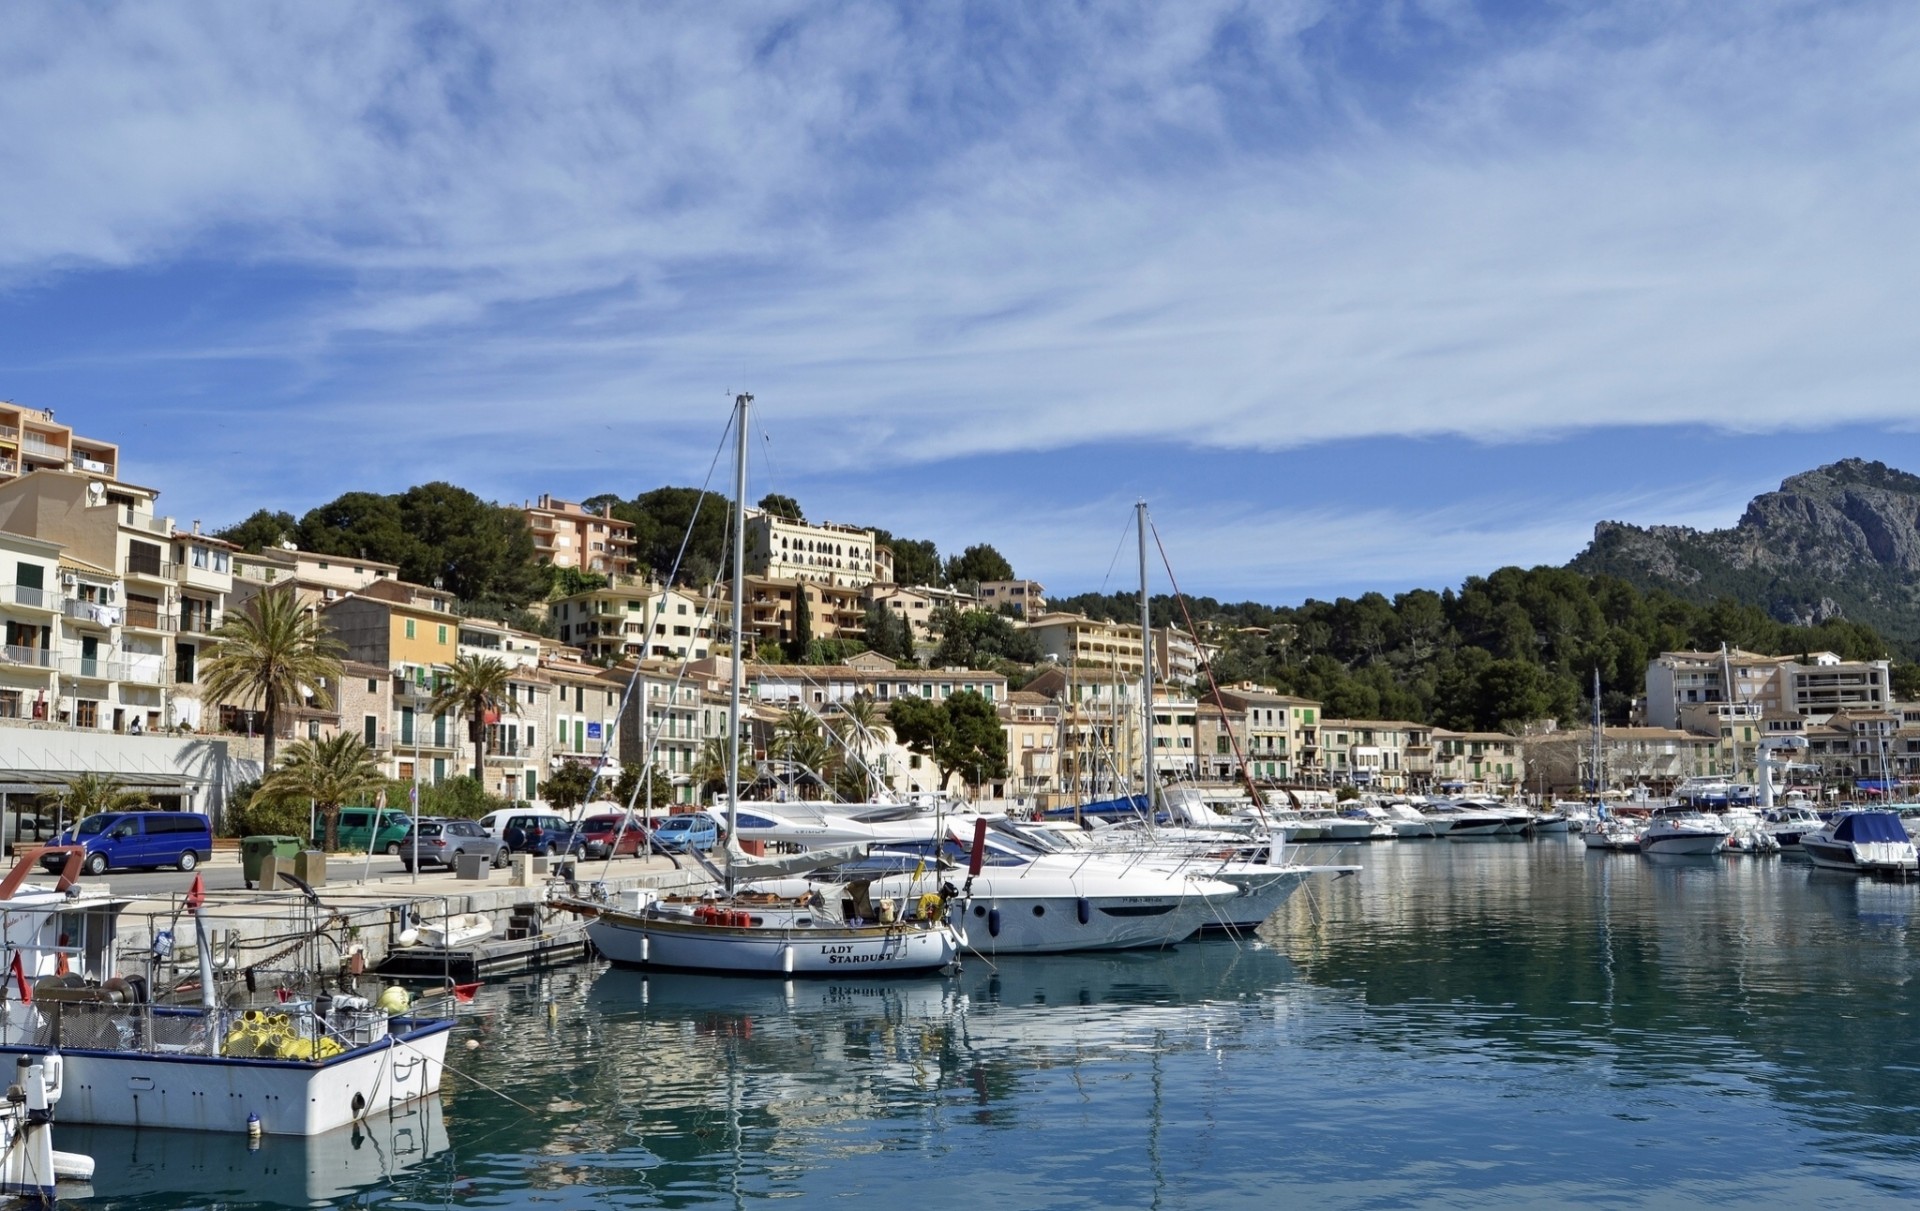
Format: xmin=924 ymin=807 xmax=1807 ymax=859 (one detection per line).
xmin=4 ymin=1 xmax=1919 ymax=606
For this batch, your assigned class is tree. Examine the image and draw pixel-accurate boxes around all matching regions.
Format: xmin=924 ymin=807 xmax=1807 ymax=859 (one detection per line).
xmin=861 ymin=603 xmax=915 ymax=662
xmin=215 ymin=509 xmax=298 ymax=553
xmin=543 ymin=565 xmax=608 ymax=598
xmin=201 ymin=588 xmax=345 ymax=771
xmin=789 ymin=588 xmax=813 ymax=660
xmin=872 ymin=531 xmax=941 ymax=586
xmin=612 ymin=487 xmax=732 ymax=586
xmin=298 ymin=483 xmax=544 ymax=611
xmin=428 ymin=654 xmax=521 ymax=782
xmin=692 ymin=736 xmax=754 ymax=803
xmin=257 ymin=733 xmax=384 ymax=851
xmin=612 ymin=762 xmax=676 ymax=811
xmin=545 ymin=761 xmax=597 ymax=812
xmin=49 ymin=772 xmax=148 ymax=832
xmin=944 ymin=543 xmax=1014 ymax=587
xmin=931 ymin=606 xmax=1041 ymax=668
xmin=757 ymin=493 xmax=804 ymax=522
xmin=887 ymin=690 xmax=1008 ymax=794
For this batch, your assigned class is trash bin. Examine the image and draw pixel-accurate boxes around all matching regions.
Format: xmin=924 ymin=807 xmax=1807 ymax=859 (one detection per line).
xmin=455 ymin=852 xmax=489 ymax=881
xmin=295 ymin=849 xmax=327 ymax=887
xmin=241 ymin=835 xmax=301 ymax=890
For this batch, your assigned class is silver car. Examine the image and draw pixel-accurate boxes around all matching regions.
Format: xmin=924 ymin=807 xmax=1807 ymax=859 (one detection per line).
xmin=397 ymin=819 xmax=509 ymax=870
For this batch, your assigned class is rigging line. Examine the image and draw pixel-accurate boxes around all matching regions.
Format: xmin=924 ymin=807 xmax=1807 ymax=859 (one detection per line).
xmin=1096 ymin=511 xmax=1135 ymax=597
xmin=576 ymin=404 xmax=738 ymax=818
xmin=1151 ymin=520 xmax=1270 ymax=828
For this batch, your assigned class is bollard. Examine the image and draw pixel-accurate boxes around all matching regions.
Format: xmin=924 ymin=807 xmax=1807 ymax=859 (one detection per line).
xmin=258 ymin=852 xmax=282 ymax=892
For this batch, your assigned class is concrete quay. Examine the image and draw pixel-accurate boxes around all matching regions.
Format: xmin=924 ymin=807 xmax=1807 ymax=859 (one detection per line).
xmin=89 ymin=852 xmax=711 ymax=992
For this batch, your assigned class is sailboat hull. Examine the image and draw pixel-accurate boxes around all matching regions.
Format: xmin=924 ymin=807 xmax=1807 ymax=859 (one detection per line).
xmin=589 ymin=912 xmax=958 ymax=976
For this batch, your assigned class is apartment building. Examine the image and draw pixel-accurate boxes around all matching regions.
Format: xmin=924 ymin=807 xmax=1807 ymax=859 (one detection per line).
xmin=742 ymin=654 xmax=1007 ymax=710
xmin=978 ymin=579 xmax=1046 ymax=618
xmin=1148 ymin=688 xmax=1199 ymax=782
xmin=0 ymin=532 xmax=64 ymax=723
xmin=744 ymin=511 xmax=881 ymax=588
xmin=1001 ymin=690 xmax=1060 ymax=802
xmin=524 ymin=494 xmax=636 ymax=577
xmin=0 ymin=403 xmax=119 ymax=485
xmin=614 ymin=661 xmax=716 ymax=804
xmin=1152 ymin=625 xmax=1202 ymax=685
xmin=1645 ymin=648 xmax=1892 ymax=728
xmin=1674 ymin=701 xmax=1765 ymax=778
xmin=543 ymin=655 xmax=625 ymax=772
xmin=1431 ymin=730 xmax=1528 ymax=791
xmin=230 ymin=547 xmax=399 ymax=614
xmin=548 ymin=577 xmax=715 ymax=665
xmin=730 ymin=575 xmax=867 ymax=651
xmin=1026 ymin=612 xmax=1147 ymax=678
xmin=1524 ymin=727 xmax=1711 ymax=795
xmin=1317 ymin=719 xmax=1434 ymax=792
xmin=1194 ymin=701 xmax=1252 ymax=783
xmin=1022 ymin=665 xmax=1141 ymax=798
xmin=1212 ymin=684 xmax=1321 ymax=783
xmin=866 ymin=583 xmax=978 ymax=642
xmin=0 ymin=469 xmax=221 ymax=735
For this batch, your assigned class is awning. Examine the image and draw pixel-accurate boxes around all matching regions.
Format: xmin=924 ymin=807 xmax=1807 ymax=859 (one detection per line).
xmin=0 ymin=771 xmax=202 ymax=796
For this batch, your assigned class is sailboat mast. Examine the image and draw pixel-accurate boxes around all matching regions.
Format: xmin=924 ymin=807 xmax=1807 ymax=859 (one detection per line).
xmin=727 ymin=393 xmax=751 ymax=865
xmin=1591 ymin=666 xmax=1602 ymax=799
xmin=1138 ymin=500 xmax=1154 ymax=813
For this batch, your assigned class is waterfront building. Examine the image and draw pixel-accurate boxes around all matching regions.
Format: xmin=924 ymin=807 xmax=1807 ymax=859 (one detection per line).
xmin=523 ymin=494 xmax=636 ymax=577
xmin=0 ymin=402 xmax=119 ymax=485
xmin=1149 ymin=687 xmax=1200 ymax=783
xmin=1026 ymin=612 xmax=1147 ymax=677
xmin=1522 ymin=727 xmax=1705 ymax=795
xmin=744 ymin=510 xmax=881 ymax=588
xmin=612 ymin=660 xmax=710 ymax=805
xmin=1212 ymin=684 xmax=1321 ymax=783
xmin=0 ymin=531 xmax=63 ymax=725
xmin=541 ymin=654 xmax=625 ymax=777
xmin=1317 ymin=719 xmax=1434 ymax=793
xmin=1001 ymin=690 xmax=1061 ymax=805
xmin=1431 ymin=729 xmax=1528 ymax=792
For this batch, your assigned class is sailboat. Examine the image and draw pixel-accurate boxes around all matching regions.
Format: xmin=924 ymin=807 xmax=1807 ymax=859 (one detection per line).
xmin=562 ymin=393 xmax=960 ymax=977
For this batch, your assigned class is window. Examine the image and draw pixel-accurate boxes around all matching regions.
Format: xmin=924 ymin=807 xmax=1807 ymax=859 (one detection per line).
xmin=76 ymin=700 xmax=98 ymax=729
xmin=437 ymin=625 xmax=448 ymax=644
xmin=405 ymin=619 xmax=416 ymax=640
xmin=364 ymin=715 xmax=378 ymax=746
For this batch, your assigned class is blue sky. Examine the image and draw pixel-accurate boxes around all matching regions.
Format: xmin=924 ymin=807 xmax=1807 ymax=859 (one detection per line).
xmin=4 ymin=2 xmax=1919 ymax=605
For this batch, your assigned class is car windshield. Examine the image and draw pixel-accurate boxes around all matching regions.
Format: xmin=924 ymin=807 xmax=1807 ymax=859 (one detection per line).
xmin=74 ymin=815 xmax=115 ymax=837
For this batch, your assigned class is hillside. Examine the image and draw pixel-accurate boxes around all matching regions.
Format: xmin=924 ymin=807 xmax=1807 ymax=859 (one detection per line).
xmin=1569 ymin=458 xmax=1920 ymax=657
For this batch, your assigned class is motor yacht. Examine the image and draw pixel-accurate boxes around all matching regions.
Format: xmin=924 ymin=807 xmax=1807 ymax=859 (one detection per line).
xmin=1637 ymin=808 xmax=1732 ymax=856
xmin=1800 ymin=810 xmax=1919 ymax=875
xmin=1761 ymin=804 xmax=1826 ymax=847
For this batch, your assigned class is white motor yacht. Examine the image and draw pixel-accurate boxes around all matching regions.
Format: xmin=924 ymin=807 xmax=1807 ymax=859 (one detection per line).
xmin=1761 ymin=804 xmax=1826 ymax=847
xmin=1637 ymin=808 xmax=1732 ymax=856
xmin=1800 ymin=810 xmax=1919 ymax=875
xmin=1427 ymin=799 xmax=1509 ymax=837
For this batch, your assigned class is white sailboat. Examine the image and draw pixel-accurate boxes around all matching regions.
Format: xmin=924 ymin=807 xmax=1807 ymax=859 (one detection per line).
xmin=566 ymin=393 xmax=960 ymax=977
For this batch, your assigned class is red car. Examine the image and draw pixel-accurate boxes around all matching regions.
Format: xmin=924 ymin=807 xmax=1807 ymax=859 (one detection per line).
xmin=578 ymin=813 xmax=654 ymax=859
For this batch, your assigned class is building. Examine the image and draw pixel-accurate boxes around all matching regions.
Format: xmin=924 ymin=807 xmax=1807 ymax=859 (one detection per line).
xmin=1212 ymin=684 xmax=1322 ymax=783
xmin=865 ymin=583 xmax=978 ymax=642
xmin=744 ymin=511 xmax=881 ymax=588
xmin=614 ymin=661 xmax=714 ymax=804
xmin=1152 ymin=625 xmax=1202 ymax=685
xmin=524 ymin=494 xmax=636 ymax=577
xmin=0 ymin=531 xmax=65 ymax=724
xmin=1524 ymin=727 xmax=1713 ymax=795
xmin=1025 ymin=612 xmax=1147 ymax=678
xmin=1645 ymin=647 xmax=1893 ymax=729
xmin=978 ymin=579 xmax=1046 ymax=618
xmin=731 ymin=575 xmax=868 ymax=651
xmin=1001 ymin=690 xmax=1061 ymax=803
xmin=548 ymin=576 xmax=714 ymax=664
xmin=1317 ymin=719 xmax=1434 ymax=792
xmin=1431 ymin=730 xmax=1528 ymax=792
xmin=230 ymin=547 xmax=400 ymax=614
xmin=0 ymin=403 xmax=119 ymax=485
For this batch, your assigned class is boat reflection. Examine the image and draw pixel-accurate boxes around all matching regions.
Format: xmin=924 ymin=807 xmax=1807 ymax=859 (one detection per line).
xmin=61 ymin=1095 xmax=449 ymax=1207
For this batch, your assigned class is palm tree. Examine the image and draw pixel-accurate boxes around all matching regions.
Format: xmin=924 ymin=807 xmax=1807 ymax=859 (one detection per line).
xmin=200 ymin=589 xmax=345 ymax=770
xmin=49 ymin=772 xmax=148 ymax=833
xmin=428 ymin=654 xmax=520 ymax=783
xmin=692 ymin=736 xmax=753 ymax=805
xmin=258 ymin=733 xmax=384 ymax=850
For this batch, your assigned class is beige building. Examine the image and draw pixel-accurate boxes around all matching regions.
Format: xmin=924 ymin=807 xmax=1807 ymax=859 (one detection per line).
xmin=1645 ymin=648 xmax=1892 ymax=729
xmin=744 ymin=511 xmax=880 ymax=588
xmin=230 ymin=547 xmax=400 ymax=615
xmin=0 ymin=532 xmax=65 ymax=724
xmin=1001 ymin=690 xmax=1061 ymax=801
xmin=525 ymin=494 xmax=636 ymax=577
xmin=1213 ymin=684 xmax=1321 ymax=783
xmin=1525 ymin=726 xmax=1713 ymax=795
xmin=0 ymin=403 xmax=119 ymax=485
xmin=549 ymin=576 xmax=714 ymax=664
xmin=1026 ymin=612 xmax=1147 ymax=678
xmin=1431 ymin=730 xmax=1528 ymax=791
xmin=866 ymin=583 xmax=978 ymax=642
xmin=1318 ymin=719 xmax=1434 ymax=792
xmin=978 ymin=579 xmax=1046 ymax=618
xmin=731 ymin=575 xmax=868 ymax=651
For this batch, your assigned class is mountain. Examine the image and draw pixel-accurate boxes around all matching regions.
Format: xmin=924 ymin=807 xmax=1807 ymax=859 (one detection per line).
xmin=1570 ymin=458 xmax=1920 ymax=656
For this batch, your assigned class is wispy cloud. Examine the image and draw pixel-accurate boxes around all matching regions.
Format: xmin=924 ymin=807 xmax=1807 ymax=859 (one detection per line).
xmin=3 ymin=2 xmax=1918 ymax=594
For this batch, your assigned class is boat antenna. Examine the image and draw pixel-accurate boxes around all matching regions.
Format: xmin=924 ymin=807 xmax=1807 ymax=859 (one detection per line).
xmin=726 ymin=391 xmax=752 ymax=897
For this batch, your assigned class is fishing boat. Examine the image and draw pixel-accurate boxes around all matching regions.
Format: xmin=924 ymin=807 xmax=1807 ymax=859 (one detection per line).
xmin=0 ymin=851 xmax=452 ymax=1137
xmin=0 ymin=1053 xmax=90 ymax=1203
xmin=560 ymin=393 xmax=961 ymax=977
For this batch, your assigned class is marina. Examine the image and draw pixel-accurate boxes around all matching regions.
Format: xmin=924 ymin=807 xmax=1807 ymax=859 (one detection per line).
xmin=44 ymin=832 xmax=1920 ymax=1209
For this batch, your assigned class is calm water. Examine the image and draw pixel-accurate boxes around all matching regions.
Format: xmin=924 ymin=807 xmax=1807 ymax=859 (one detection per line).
xmin=67 ymin=839 xmax=1920 ymax=1208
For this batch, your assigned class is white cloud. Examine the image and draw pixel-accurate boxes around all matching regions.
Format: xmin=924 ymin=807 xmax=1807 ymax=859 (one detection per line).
xmin=4 ymin=2 xmax=1920 ymax=550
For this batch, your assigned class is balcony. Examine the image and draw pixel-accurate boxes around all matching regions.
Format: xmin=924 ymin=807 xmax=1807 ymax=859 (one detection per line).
xmin=0 ymin=459 xmax=16 ymax=477
xmin=75 ymin=457 xmax=113 ymax=475
xmin=123 ymin=555 xmax=176 ymax=580
xmin=0 ymin=646 xmax=54 ymax=669
xmin=121 ymin=514 xmax=172 ymax=537
xmin=0 ymin=583 xmax=60 ymax=612
xmin=62 ymin=657 xmax=122 ymax=681
xmin=63 ymin=599 xmax=122 ymax=628
xmin=177 ymin=608 xmax=224 ymax=635
xmin=20 ymin=434 xmax=64 ymax=459
xmin=122 ymin=609 xmax=175 ymax=632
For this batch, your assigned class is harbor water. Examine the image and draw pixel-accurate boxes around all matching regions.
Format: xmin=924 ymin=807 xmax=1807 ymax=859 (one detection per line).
xmin=67 ymin=837 xmax=1920 ymax=1208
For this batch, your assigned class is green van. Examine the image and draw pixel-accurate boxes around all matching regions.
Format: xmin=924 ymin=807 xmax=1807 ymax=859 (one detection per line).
xmin=326 ymin=807 xmax=415 ymax=854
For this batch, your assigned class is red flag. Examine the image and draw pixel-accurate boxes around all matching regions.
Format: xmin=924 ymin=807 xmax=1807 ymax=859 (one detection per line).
xmin=184 ymin=875 xmax=205 ymax=912
xmin=452 ymin=982 xmax=480 ymax=1003
xmin=10 ymin=954 xmax=29 ymax=1004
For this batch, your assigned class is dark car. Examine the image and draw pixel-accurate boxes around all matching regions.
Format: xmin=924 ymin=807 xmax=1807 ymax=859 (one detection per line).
xmin=577 ymin=813 xmax=654 ymax=860
xmin=397 ymin=819 xmax=510 ymax=871
xmin=500 ymin=813 xmax=588 ymax=857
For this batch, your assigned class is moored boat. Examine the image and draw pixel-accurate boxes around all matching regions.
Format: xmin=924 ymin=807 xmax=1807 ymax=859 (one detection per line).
xmin=1638 ymin=808 xmax=1732 ymax=857
xmin=1800 ymin=810 xmax=1919 ymax=875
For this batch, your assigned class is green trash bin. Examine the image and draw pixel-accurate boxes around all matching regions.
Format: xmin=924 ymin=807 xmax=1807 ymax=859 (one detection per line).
xmin=241 ymin=835 xmax=301 ymax=889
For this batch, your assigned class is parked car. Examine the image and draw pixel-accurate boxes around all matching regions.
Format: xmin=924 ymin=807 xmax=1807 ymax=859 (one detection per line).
xmin=577 ymin=813 xmax=654 ymax=860
xmin=328 ymin=807 xmax=415 ymax=855
xmin=499 ymin=813 xmax=588 ymax=857
xmin=396 ymin=819 xmax=509 ymax=871
xmin=650 ymin=813 xmax=719 ymax=853
xmin=43 ymin=811 xmax=213 ymax=876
